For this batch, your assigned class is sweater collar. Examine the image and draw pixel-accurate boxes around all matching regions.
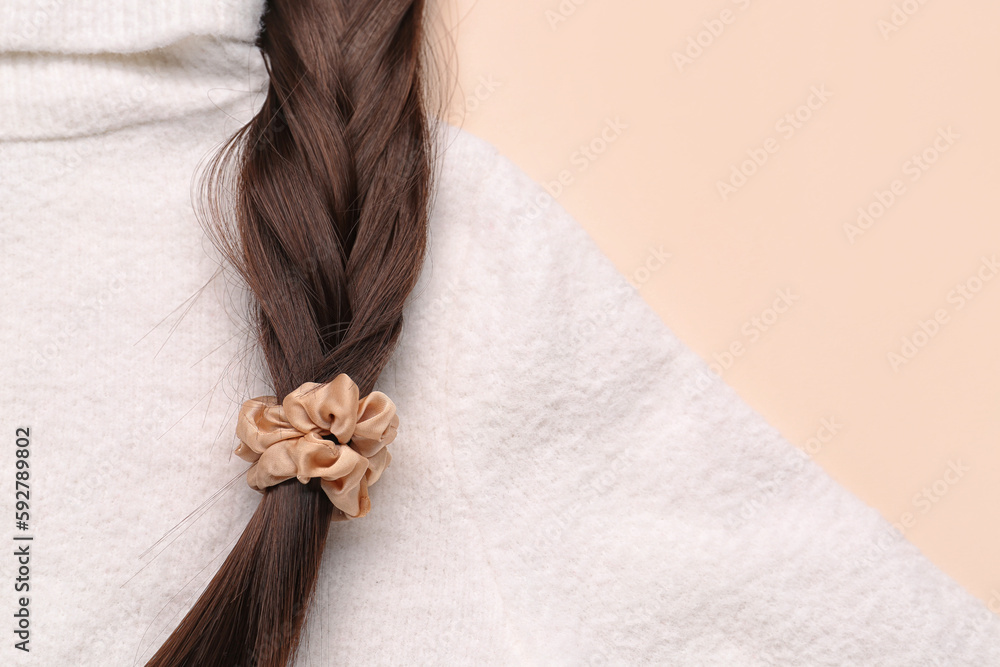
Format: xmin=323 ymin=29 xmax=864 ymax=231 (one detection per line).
xmin=0 ymin=0 xmax=267 ymax=141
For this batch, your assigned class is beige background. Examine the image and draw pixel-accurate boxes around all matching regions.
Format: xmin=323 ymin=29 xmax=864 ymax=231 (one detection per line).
xmin=436 ymin=0 xmax=1000 ymax=607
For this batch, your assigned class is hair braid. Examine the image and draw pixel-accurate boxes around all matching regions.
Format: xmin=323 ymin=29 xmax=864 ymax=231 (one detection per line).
xmin=147 ymin=0 xmax=431 ymax=664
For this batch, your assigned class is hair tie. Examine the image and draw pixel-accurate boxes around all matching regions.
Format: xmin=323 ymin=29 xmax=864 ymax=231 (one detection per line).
xmin=234 ymin=374 xmax=399 ymax=520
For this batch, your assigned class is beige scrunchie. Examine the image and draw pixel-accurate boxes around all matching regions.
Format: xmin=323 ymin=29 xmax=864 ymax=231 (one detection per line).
xmin=234 ymin=374 xmax=399 ymax=520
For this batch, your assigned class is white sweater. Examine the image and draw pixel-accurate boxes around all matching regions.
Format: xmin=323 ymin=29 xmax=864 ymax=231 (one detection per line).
xmin=3 ymin=1 xmax=999 ymax=665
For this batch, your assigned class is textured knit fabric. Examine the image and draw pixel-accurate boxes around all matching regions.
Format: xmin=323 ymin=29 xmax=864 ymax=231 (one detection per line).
xmin=2 ymin=2 xmax=1000 ymax=665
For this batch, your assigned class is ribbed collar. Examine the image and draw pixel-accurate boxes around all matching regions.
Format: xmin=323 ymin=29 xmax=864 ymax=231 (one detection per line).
xmin=0 ymin=0 xmax=265 ymax=54
xmin=0 ymin=0 xmax=268 ymax=140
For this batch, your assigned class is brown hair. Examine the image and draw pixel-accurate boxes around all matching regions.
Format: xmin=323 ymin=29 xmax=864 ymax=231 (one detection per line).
xmin=147 ymin=0 xmax=432 ymax=664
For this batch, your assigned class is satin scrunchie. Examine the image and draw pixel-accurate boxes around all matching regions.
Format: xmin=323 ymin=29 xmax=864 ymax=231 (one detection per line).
xmin=234 ymin=374 xmax=399 ymax=520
